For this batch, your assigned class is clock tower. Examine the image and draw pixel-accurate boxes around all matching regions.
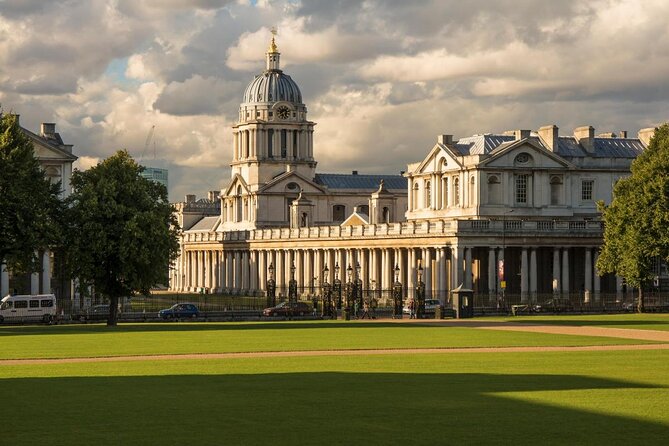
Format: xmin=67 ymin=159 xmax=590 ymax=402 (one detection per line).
xmin=231 ymin=34 xmax=317 ymax=190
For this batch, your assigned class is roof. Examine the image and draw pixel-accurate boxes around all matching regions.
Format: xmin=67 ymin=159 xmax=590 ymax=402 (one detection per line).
xmin=187 ymin=216 xmax=220 ymax=232
xmin=556 ymin=137 xmax=644 ymax=158
xmin=453 ymin=134 xmax=515 ymax=156
xmin=314 ymin=173 xmax=407 ymax=190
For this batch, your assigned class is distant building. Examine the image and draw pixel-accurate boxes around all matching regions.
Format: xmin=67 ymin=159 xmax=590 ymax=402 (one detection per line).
xmin=140 ymin=166 xmax=169 ymax=192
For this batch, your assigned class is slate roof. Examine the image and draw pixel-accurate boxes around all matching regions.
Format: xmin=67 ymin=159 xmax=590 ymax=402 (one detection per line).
xmin=314 ymin=173 xmax=407 ymax=190
xmin=556 ymin=137 xmax=644 ymax=158
xmin=188 ymin=216 xmax=220 ymax=232
xmin=453 ymin=134 xmax=515 ymax=156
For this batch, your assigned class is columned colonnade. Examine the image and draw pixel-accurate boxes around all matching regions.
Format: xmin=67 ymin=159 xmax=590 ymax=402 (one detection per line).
xmin=1 ymin=250 xmax=53 ymax=296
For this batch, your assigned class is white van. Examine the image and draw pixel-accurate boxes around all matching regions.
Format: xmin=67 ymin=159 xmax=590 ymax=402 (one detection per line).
xmin=0 ymin=294 xmax=57 ymax=323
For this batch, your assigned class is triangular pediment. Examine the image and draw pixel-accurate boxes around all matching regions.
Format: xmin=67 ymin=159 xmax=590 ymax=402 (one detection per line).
xmin=341 ymin=212 xmax=369 ymax=227
xmin=26 ymin=133 xmax=77 ymax=162
xmin=258 ymin=171 xmax=326 ymax=194
xmin=223 ymin=174 xmax=251 ymax=197
xmin=479 ymin=139 xmax=574 ymax=169
xmin=413 ymin=144 xmax=463 ymax=175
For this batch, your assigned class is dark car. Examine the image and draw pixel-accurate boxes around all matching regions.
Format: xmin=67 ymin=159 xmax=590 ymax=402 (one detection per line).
xmin=159 ymin=303 xmax=200 ymax=319
xmin=76 ymin=304 xmax=116 ymax=322
xmin=263 ymin=301 xmax=311 ymax=317
xmin=533 ymin=298 xmax=574 ymax=313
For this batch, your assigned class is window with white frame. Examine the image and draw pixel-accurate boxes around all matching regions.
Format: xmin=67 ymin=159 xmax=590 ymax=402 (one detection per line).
xmin=515 ymin=174 xmax=528 ymax=204
xmin=425 ymin=180 xmax=431 ymax=209
xmin=453 ymin=177 xmax=460 ymax=206
xmin=581 ymin=180 xmax=594 ymax=201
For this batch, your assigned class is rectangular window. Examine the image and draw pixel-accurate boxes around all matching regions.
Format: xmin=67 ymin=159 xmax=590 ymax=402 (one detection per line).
xmin=516 ymin=174 xmax=528 ymax=204
xmin=41 ymin=299 xmax=54 ymax=308
xmin=582 ymin=180 xmax=594 ymax=201
xmin=15 ymin=300 xmax=28 ymax=309
xmin=30 ymin=300 xmax=39 ymax=308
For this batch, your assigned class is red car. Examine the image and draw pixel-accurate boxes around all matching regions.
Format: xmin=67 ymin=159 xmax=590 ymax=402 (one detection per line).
xmin=263 ymin=301 xmax=311 ymax=317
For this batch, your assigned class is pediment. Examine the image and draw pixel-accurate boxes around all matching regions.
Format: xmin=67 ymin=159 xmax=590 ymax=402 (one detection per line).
xmin=258 ymin=171 xmax=326 ymax=194
xmin=28 ymin=136 xmax=77 ymax=162
xmin=480 ymin=139 xmax=573 ymax=169
xmin=413 ymin=144 xmax=463 ymax=175
xmin=223 ymin=174 xmax=251 ymax=197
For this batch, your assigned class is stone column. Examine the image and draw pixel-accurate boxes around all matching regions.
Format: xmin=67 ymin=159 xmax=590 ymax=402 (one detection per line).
xmin=424 ymin=248 xmax=433 ymax=298
xmin=463 ymin=247 xmax=472 ymax=289
xmin=226 ymin=251 xmax=233 ymax=293
xmin=399 ymin=248 xmax=406 ymax=295
xmin=204 ymin=250 xmax=210 ymax=291
xmin=1 ymin=261 xmax=9 ymax=297
xmin=250 ymin=250 xmax=258 ymax=294
xmin=296 ymin=249 xmax=304 ymax=293
xmin=275 ymin=250 xmax=284 ymax=291
xmin=584 ymin=248 xmax=593 ymax=303
xmin=520 ymin=248 xmax=529 ymax=302
xmin=530 ymin=248 xmax=537 ymax=302
xmin=42 ymin=250 xmax=51 ymax=294
xmin=360 ymin=249 xmax=367 ymax=290
xmin=561 ymin=248 xmax=570 ymax=295
xmin=552 ymin=248 xmax=561 ymax=294
xmin=31 ymin=251 xmax=40 ymax=294
xmin=211 ymin=251 xmax=218 ymax=292
xmin=488 ymin=247 xmax=496 ymax=302
xmin=453 ymin=246 xmax=464 ymax=288
xmin=407 ymin=248 xmax=415 ymax=294
xmin=234 ymin=251 xmax=242 ymax=292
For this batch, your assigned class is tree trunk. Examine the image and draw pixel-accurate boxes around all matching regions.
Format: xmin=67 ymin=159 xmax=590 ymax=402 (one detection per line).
xmin=637 ymin=287 xmax=644 ymax=314
xmin=107 ymin=294 xmax=119 ymax=326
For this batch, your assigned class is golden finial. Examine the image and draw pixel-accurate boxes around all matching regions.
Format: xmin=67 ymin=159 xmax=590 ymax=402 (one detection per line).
xmin=268 ymin=27 xmax=278 ymax=52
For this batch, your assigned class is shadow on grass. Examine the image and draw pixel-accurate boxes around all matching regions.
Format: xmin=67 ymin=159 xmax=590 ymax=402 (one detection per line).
xmin=2 ymin=372 xmax=667 ymax=445
xmin=508 ymin=318 xmax=669 ymax=328
xmin=0 ymin=321 xmax=432 ymax=337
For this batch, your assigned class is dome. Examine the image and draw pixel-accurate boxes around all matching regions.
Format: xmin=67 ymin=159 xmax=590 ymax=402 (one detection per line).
xmin=242 ymin=71 xmax=303 ymax=104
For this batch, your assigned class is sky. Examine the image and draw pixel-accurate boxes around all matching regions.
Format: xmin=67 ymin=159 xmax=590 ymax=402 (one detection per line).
xmin=1 ymin=0 xmax=668 ymax=200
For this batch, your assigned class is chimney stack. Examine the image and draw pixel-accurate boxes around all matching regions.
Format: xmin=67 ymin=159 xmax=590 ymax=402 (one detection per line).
xmin=538 ymin=125 xmax=559 ymax=152
xmin=619 ymin=130 xmax=628 ymax=139
xmin=514 ymin=130 xmax=531 ymax=141
xmin=41 ymin=123 xmax=56 ymax=137
xmin=208 ymin=190 xmax=219 ymax=201
xmin=638 ymin=128 xmax=656 ymax=147
xmin=185 ymin=194 xmax=196 ymax=203
xmin=574 ymin=126 xmax=595 ymax=153
xmin=437 ymin=134 xmax=453 ymax=145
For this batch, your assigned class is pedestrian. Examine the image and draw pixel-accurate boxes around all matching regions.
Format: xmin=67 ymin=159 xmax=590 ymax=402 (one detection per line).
xmin=370 ymin=297 xmax=378 ymax=319
xmin=408 ymin=298 xmax=415 ymax=319
xmin=312 ymin=296 xmax=318 ymax=317
xmin=353 ymin=299 xmax=359 ymax=319
xmin=360 ymin=300 xmax=370 ymax=319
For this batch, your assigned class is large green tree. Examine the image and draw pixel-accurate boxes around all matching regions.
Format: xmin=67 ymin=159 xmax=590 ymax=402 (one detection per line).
xmin=66 ymin=150 xmax=180 ymax=325
xmin=597 ymin=123 xmax=669 ymax=312
xmin=0 ymin=112 xmax=64 ymax=276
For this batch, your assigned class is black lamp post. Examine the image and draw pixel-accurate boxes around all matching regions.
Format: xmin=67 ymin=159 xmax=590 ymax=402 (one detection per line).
xmin=288 ymin=262 xmax=297 ymax=319
xmin=321 ymin=265 xmax=332 ymax=318
xmin=344 ymin=264 xmax=354 ymax=320
xmin=416 ymin=259 xmax=425 ymax=319
xmin=333 ymin=262 xmax=342 ymax=311
xmin=393 ymin=263 xmax=403 ymax=318
xmin=355 ymin=262 xmax=362 ymax=313
xmin=267 ymin=262 xmax=276 ymax=308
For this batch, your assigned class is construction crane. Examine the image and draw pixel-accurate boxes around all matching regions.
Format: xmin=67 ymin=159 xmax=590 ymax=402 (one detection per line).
xmin=138 ymin=125 xmax=155 ymax=163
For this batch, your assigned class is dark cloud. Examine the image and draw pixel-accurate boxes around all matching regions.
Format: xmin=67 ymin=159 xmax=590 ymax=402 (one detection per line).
xmin=153 ymin=76 xmax=242 ymax=116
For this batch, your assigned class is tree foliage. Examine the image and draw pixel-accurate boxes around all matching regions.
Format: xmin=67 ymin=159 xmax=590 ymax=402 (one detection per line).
xmin=597 ymin=123 xmax=669 ymax=312
xmin=66 ymin=150 xmax=180 ymax=325
xmin=0 ymin=112 xmax=63 ymax=274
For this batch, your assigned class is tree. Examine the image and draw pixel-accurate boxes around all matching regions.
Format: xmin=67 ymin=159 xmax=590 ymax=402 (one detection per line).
xmin=66 ymin=150 xmax=180 ymax=325
xmin=597 ymin=123 xmax=669 ymax=312
xmin=0 ymin=112 xmax=64 ymax=276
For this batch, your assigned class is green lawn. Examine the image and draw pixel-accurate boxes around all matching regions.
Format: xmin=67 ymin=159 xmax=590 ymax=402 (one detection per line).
xmin=1 ymin=350 xmax=668 ymax=445
xmin=0 ymin=321 xmax=655 ymax=360
xmin=502 ymin=313 xmax=669 ymax=331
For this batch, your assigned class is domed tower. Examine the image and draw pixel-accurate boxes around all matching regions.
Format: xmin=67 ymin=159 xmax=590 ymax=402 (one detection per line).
xmin=231 ymin=34 xmax=317 ymax=188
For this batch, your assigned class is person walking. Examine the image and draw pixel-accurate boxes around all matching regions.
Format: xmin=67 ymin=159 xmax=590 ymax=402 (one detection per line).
xmin=370 ymin=297 xmax=378 ymax=319
xmin=360 ymin=300 xmax=370 ymax=319
xmin=408 ymin=298 xmax=416 ymax=319
xmin=353 ymin=299 xmax=360 ymax=319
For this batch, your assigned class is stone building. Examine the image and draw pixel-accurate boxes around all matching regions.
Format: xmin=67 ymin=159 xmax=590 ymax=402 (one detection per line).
xmin=170 ymin=37 xmax=656 ymax=305
xmin=0 ymin=119 xmax=78 ymax=298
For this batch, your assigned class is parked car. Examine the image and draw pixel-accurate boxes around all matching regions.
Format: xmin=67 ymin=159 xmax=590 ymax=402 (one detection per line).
xmin=263 ymin=301 xmax=311 ymax=317
xmin=533 ymin=298 xmax=574 ymax=313
xmin=159 ymin=303 xmax=200 ymax=319
xmin=403 ymin=299 xmax=444 ymax=315
xmin=76 ymin=304 xmax=112 ymax=322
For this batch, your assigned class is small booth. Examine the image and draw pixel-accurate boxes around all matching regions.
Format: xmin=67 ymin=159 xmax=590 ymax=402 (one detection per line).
xmin=451 ymin=284 xmax=474 ymax=319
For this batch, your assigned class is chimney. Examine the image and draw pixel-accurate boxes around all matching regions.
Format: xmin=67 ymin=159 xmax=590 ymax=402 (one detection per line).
xmin=538 ymin=125 xmax=559 ymax=151
xmin=638 ymin=128 xmax=656 ymax=147
xmin=574 ymin=126 xmax=595 ymax=153
xmin=514 ymin=130 xmax=531 ymax=141
xmin=41 ymin=123 xmax=56 ymax=137
xmin=619 ymin=130 xmax=628 ymax=139
xmin=437 ymin=134 xmax=453 ymax=145
xmin=352 ymin=170 xmax=358 ymax=175
xmin=208 ymin=190 xmax=219 ymax=201
xmin=185 ymin=194 xmax=196 ymax=203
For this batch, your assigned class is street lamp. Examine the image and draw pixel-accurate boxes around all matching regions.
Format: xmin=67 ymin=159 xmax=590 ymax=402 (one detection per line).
xmin=355 ymin=262 xmax=362 ymax=314
xmin=288 ymin=262 xmax=297 ymax=319
xmin=345 ymin=264 xmax=354 ymax=320
xmin=321 ymin=265 xmax=332 ymax=318
xmin=393 ymin=263 xmax=403 ymax=318
xmin=267 ymin=263 xmax=276 ymax=308
xmin=416 ymin=259 xmax=425 ymax=319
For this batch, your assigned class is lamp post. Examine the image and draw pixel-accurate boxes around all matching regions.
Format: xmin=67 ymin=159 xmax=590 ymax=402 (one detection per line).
xmin=416 ymin=259 xmax=425 ymax=319
xmin=321 ymin=265 xmax=332 ymax=318
xmin=355 ymin=262 xmax=362 ymax=314
xmin=333 ymin=263 xmax=342 ymax=313
xmin=267 ymin=263 xmax=276 ymax=308
xmin=393 ymin=263 xmax=403 ymax=318
xmin=345 ymin=264 xmax=353 ymax=320
xmin=288 ymin=262 xmax=297 ymax=319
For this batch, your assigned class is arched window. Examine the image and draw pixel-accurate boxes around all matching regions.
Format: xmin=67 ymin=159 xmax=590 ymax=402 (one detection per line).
xmin=301 ymin=212 xmax=308 ymax=227
xmin=333 ymin=205 xmax=346 ymax=223
xmin=359 ymin=205 xmax=369 ymax=215
xmin=222 ymin=203 xmax=227 ymax=222
xmin=487 ymin=175 xmax=501 ymax=205
xmin=236 ymin=186 xmax=243 ymax=222
xmin=267 ymin=129 xmax=274 ymax=158
xmin=293 ymin=131 xmax=298 ymax=158
xmin=453 ymin=177 xmax=460 ymax=206
xmin=442 ymin=176 xmax=448 ymax=209
xmin=550 ymin=176 xmax=563 ymax=205
xmin=382 ymin=207 xmax=390 ymax=223
xmin=281 ymin=129 xmax=287 ymax=158
xmin=469 ymin=177 xmax=476 ymax=207
xmin=244 ymin=130 xmax=250 ymax=158
xmin=412 ymin=183 xmax=419 ymax=211
xmin=425 ymin=180 xmax=431 ymax=209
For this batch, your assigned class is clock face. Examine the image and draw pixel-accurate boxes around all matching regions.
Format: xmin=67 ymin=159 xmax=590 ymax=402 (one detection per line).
xmin=276 ymin=106 xmax=290 ymax=120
